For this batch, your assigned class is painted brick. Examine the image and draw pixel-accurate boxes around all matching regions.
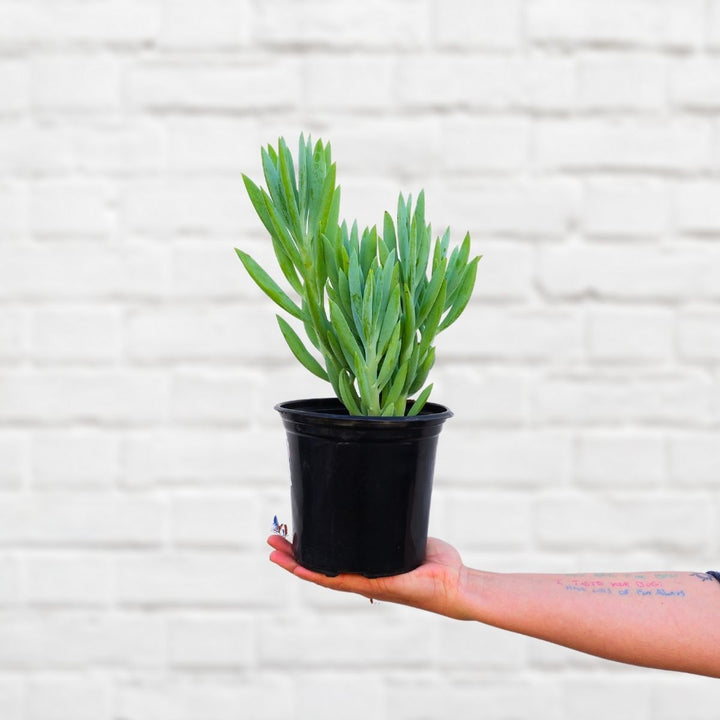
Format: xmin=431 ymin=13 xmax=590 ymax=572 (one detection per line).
xmin=0 ymin=243 xmax=171 ymax=300
xmin=0 ymin=370 xmax=170 ymax=423
xmin=0 ymin=612 xmax=166 ymax=669
xmin=0 ymin=122 xmax=74 ymax=176
xmin=538 ymin=245 xmax=720 ymax=301
xmin=669 ymin=432 xmax=720 ymax=486
xmin=0 ymin=432 xmax=27 ymax=488
xmin=30 ymin=430 xmax=119 ymax=489
xmin=115 ymin=676 xmax=294 ymax=720
xmin=712 ymin=0 xmax=720 ymax=48
xmin=327 ymin=118 xmax=440 ymax=178
xmin=439 ymin=429 xmax=573 ymax=487
xmin=0 ymin=556 xmax=20 ymax=605
xmin=168 ymin=614 xmax=254 ymax=668
xmin=534 ymin=493 xmax=711 ymax=551
xmin=122 ymin=428 xmax=287 ymax=487
xmin=0 ymin=183 xmax=28 ymax=237
xmin=24 ymin=553 xmax=113 ymax=606
xmin=296 ymin=673 xmax=385 ymax=720
xmin=71 ymin=121 xmax=166 ymax=175
xmin=586 ymin=308 xmax=675 ymax=363
xmin=166 ymin=117 xmax=260 ymax=173
xmin=121 ymin=177 xmax=248 ymax=236
xmin=460 ymin=242 xmax=533 ymax=301
xmin=583 ymin=178 xmax=669 ymax=238
xmin=158 ymin=0 xmax=251 ymax=48
xmin=31 ymin=55 xmax=120 ymax=113
xmin=0 ymin=678 xmax=22 ymax=720
xmin=0 ymin=308 xmax=25 ymax=362
xmin=671 ymin=58 xmax=720 ymax=110
xmin=535 ymin=119 xmax=713 ymax=173
xmin=433 ymin=0 xmax=521 ymax=49
xmin=170 ymin=240 xmax=250 ymax=299
xmin=678 ymin=311 xmax=720 ymax=361
xmin=254 ymin=364 xmax=343 ymax=414
xmin=575 ymin=432 xmax=666 ymax=487
xmin=527 ymin=0 xmax=704 ymax=49
xmin=577 ymin=54 xmax=666 ymax=110
xmin=532 ymin=374 xmax=718 ymax=426
xmin=127 ymin=305 xmax=287 ymax=362
xmin=445 ymin=492 xmax=532 ymax=550
xmin=397 ymin=56 xmax=575 ymax=112
xmin=30 ymin=307 xmax=122 ymax=363
xmin=255 ymin=0 xmax=429 ymax=48
xmin=562 ymin=678 xmax=650 ymax=720
xmin=0 ymin=62 xmax=29 ymax=115
xmin=440 ymin=117 xmax=529 ymax=174
xmin=259 ymin=617 xmax=435 ymax=667
xmin=170 ymin=371 xmax=261 ymax=424
xmin=439 ymin=306 xmax=584 ymax=362
xmin=673 ymin=182 xmax=720 ymax=236
xmin=126 ymin=60 xmax=300 ymax=111
xmin=387 ymin=678 xmax=563 ymax=720
xmin=26 ymin=675 xmax=110 ymax=720
xmin=433 ymin=178 xmax=579 ymax=239
xmin=436 ymin=620 xmax=526 ymax=669
xmin=0 ymin=494 xmax=165 ymax=547
xmin=170 ymin=492 xmax=263 ymax=547
xmin=331 ymin=177 xmax=402 ymax=234
xmin=431 ymin=366 xmax=531 ymax=424
xmin=116 ymin=554 xmax=285 ymax=607
xmin=650 ymin=675 xmax=720 ymax=720
xmin=0 ymin=1 xmax=160 ymax=46
xmin=30 ymin=179 xmax=114 ymax=238
xmin=303 ymin=56 xmax=395 ymax=111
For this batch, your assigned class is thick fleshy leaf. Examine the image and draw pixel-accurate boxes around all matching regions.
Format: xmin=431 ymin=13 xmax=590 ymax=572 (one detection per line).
xmin=438 ymin=256 xmax=479 ymax=332
xmin=376 ymin=323 xmax=402 ymax=392
xmin=382 ymin=361 xmax=408 ymax=410
xmin=235 ymin=249 xmax=305 ymax=321
xmin=338 ymin=371 xmax=362 ymax=415
xmin=376 ymin=285 xmax=401 ymax=357
xmin=329 ymin=299 xmax=364 ymax=372
xmin=277 ymin=316 xmax=328 ymax=381
xmin=383 ymin=211 xmax=397 ymax=258
xmin=407 ymin=383 xmax=433 ymax=417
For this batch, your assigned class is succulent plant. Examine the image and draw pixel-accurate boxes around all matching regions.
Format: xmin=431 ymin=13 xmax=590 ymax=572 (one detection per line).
xmin=237 ymin=135 xmax=480 ymax=417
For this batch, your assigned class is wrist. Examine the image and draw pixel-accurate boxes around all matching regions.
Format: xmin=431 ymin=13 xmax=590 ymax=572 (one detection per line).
xmin=453 ymin=565 xmax=491 ymax=621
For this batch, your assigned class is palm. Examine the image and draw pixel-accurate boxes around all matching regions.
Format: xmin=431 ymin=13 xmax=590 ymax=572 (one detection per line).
xmin=268 ymin=535 xmax=466 ymax=619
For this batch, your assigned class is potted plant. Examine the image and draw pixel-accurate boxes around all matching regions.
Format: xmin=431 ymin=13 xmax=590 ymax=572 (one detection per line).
xmin=237 ymin=135 xmax=480 ymax=577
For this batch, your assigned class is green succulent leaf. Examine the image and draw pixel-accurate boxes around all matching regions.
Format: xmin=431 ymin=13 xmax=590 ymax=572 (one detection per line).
xmin=329 ymin=298 xmax=364 ymax=373
xmin=376 ymin=323 xmax=402 ymax=391
xmin=407 ymin=383 xmax=433 ymax=417
xmin=238 ymin=134 xmax=481 ymax=415
xmin=338 ymin=370 xmax=362 ymax=416
xmin=383 ymin=361 xmax=409 ymax=411
xmin=277 ymin=315 xmax=328 ymax=381
xmin=235 ymin=249 xmax=305 ymax=321
xmin=438 ymin=256 xmax=480 ymax=333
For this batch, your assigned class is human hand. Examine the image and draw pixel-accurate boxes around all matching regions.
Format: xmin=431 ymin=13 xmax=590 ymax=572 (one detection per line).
xmin=267 ymin=534 xmax=471 ymax=619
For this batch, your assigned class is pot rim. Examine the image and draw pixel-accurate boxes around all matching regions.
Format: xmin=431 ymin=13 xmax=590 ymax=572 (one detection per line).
xmin=274 ymin=397 xmax=453 ymax=424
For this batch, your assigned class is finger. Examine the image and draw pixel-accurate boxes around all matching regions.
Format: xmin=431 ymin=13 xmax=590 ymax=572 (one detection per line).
xmin=267 ymin=534 xmax=293 ymax=554
xmin=269 ymin=547 xmax=301 ymax=574
xmin=294 ymin=566 xmax=375 ymax=598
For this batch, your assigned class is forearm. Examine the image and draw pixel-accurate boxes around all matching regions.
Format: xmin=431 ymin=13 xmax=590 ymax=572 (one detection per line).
xmin=457 ymin=569 xmax=720 ymax=677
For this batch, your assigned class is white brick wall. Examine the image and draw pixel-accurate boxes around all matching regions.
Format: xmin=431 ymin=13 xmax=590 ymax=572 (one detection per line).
xmin=0 ymin=1 xmax=719 ymax=717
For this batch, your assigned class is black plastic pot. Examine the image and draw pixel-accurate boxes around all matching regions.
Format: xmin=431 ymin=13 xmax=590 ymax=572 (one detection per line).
xmin=275 ymin=398 xmax=453 ymax=578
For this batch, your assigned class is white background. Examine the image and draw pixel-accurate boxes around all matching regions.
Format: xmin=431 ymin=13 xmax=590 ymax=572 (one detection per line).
xmin=0 ymin=0 xmax=719 ymax=718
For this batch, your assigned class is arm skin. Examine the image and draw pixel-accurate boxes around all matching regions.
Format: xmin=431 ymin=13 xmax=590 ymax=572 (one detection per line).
xmin=268 ymin=535 xmax=720 ymax=678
